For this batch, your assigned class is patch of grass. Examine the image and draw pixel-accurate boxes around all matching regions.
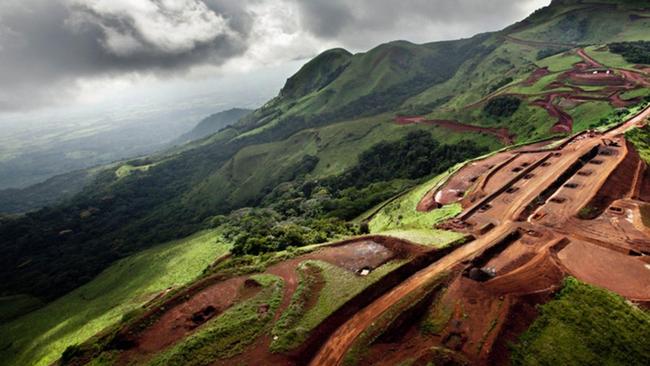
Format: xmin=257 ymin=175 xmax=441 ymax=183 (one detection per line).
xmin=508 ymin=73 xmax=567 ymax=95
xmin=115 ymin=164 xmax=153 ymax=178
xmin=0 ymin=230 xmax=230 ymax=366
xmin=288 ymin=260 xmax=406 ymax=348
xmin=511 ymin=277 xmax=650 ymax=366
xmin=621 ymin=88 xmax=650 ymax=100
xmin=148 ymin=274 xmax=284 ymax=366
xmin=368 ymin=168 xmax=462 ymax=233
xmin=567 ymin=101 xmax=615 ymax=132
xmin=536 ymin=52 xmax=582 ymax=72
xmin=626 ymin=125 xmax=650 ymax=164
xmin=583 ymin=46 xmax=638 ymax=69
xmin=375 ymin=229 xmax=464 ymax=248
xmin=577 ymin=206 xmax=598 ymax=219
xmin=421 ymin=288 xmax=453 ymax=335
xmin=270 ymin=262 xmax=324 ymax=353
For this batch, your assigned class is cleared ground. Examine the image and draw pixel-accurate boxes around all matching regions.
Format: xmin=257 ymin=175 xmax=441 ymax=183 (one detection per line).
xmin=309 ymin=104 xmax=650 ymax=365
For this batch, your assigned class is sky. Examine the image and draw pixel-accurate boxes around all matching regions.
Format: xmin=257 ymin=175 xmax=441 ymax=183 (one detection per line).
xmin=0 ymin=0 xmax=551 ymax=123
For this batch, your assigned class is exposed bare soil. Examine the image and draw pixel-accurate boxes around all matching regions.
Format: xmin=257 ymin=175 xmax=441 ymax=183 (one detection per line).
xmin=309 ymin=105 xmax=650 ymax=366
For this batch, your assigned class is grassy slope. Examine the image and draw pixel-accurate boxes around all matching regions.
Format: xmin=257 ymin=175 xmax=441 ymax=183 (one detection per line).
xmin=511 ymin=3 xmax=650 ymax=44
xmin=270 ymin=259 xmax=406 ymax=352
xmin=0 ymin=230 xmax=230 ymax=366
xmin=626 ymin=126 xmax=650 ymax=227
xmin=148 ymin=274 xmax=283 ymax=366
xmin=512 ymin=277 xmax=650 ymax=366
xmin=366 ymin=166 xmax=467 ymax=246
xmin=626 ymin=125 xmax=650 ymax=163
xmin=185 ymin=116 xmax=501 ymax=214
xmin=568 ymin=101 xmax=616 ymax=132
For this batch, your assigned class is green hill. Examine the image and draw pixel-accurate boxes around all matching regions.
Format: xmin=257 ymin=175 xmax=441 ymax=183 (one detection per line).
xmin=1 ymin=0 xmax=649 ymax=313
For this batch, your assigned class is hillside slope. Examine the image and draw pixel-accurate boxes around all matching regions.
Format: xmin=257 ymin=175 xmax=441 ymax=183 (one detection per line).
xmin=1 ymin=0 xmax=649 ymax=320
xmin=174 ymin=108 xmax=253 ymax=145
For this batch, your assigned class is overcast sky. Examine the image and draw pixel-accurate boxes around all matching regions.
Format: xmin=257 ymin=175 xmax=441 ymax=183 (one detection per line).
xmin=0 ymin=0 xmax=551 ymax=119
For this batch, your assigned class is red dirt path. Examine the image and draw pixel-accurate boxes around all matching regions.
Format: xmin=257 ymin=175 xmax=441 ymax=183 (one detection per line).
xmin=395 ymin=116 xmax=515 ymax=145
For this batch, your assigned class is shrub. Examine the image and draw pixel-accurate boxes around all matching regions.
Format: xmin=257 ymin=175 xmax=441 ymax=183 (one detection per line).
xmin=609 ymin=41 xmax=650 ymax=64
xmin=483 ymin=96 xmax=521 ymax=118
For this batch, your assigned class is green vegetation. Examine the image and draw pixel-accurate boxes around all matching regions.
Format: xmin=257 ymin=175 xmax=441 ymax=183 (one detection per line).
xmin=536 ymin=52 xmax=582 ymax=73
xmin=511 ymin=5 xmax=637 ymax=45
xmin=375 ymin=228 xmax=462 ymax=247
xmin=148 ymin=274 xmax=283 ymax=366
xmin=626 ymin=125 xmax=650 ymax=163
xmin=0 ymin=294 xmax=43 ymax=324
xmin=0 ymin=168 xmax=96 ymax=214
xmin=280 ymin=48 xmax=352 ymax=99
xmin=484 ymin=96 xmax=522 ymax=118
xmin=343 ymin=273 xmax=445 ymax=365
xmin=270 ymin=262 xmax=324 ymax=353
xmin=512 ymin=277 xmax=650 ymax=366
xmin=537 ymin=47 xmax=572 ymax=60
xmin=325 ymin=130 xmax=489 ymax=191
xmin=609 ymin=41 xmax=650 ymax=64
xmin=368 ymin=166 xmax=464 ymax=233
xmin=218 ymin=208 xmax=358 ymax=256
xmin=577 ymin=205 xmax=598 ymax=219
xmin=115 ymin=163 xmax=155 ymax=178
xmin=210 ymin=130 xmax=487 ymax=256
xmin=274 ymin=260 xmax=405 ymax=353
xmin=421 ymin=288 xmax=453 ymax=335
xmin=487 ymin=77 xmax=514 ymax=94
xmin=508 ymin=73 xmax=566 ymax=95
xmin=584 ymin=45 xmax=638 ymax=69
xmin=0 ymin=230 xmax=229 ymax=366
xmin=621 ymin=88 xmax=650 ymax=100
xmin=568 ymin=102 xmax=616 ymax=132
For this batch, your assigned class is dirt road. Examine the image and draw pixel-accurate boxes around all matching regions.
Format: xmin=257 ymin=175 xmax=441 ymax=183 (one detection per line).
xmin=309 ymin=105 xmax=650 ymax=366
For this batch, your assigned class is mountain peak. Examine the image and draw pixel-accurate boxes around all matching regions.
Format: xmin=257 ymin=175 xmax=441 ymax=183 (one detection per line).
xmin=279 ymin=48 xmax=352 ymax=99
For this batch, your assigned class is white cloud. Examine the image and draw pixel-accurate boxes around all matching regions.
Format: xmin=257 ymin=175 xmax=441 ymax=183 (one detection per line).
xmin=221 ymin=0 xmax=337 ymax=72
xmin=67 ymin=0 xmax=235 ymax=55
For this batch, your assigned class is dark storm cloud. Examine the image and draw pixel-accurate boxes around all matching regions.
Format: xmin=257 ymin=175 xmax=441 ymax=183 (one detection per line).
xmin=295 ymin=0 xmax=549 ymax=48
xmin=0 ymin=0 xmax=252 ymax=110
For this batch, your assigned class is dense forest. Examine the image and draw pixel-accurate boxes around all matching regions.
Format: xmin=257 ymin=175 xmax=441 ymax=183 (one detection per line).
xmin=484 ymin=95 xmax=522 ymax=118
xmin=609 ymin=41 xmax=650 ymax=64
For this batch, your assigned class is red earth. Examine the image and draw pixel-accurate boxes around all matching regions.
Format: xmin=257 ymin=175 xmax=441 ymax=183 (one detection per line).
xmin=310 ymin=105 xmax=650 ymax=366
xmin=395 ymin=116 xmax=515 ymax=145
